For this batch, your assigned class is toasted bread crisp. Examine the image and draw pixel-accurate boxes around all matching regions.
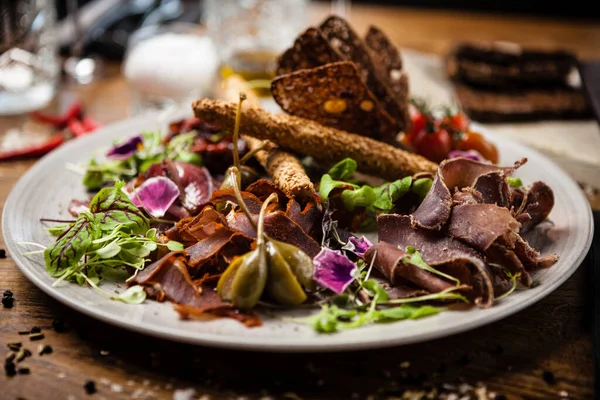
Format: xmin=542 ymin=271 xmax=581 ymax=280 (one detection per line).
xmin=271 ymin=61 xmax=398 ymax=143
xmin=319 ymin=16 xmax=408 ymax=134
xmin=364 ymin=26 xmax=412 ymax=132
xmin=276 ymin=27 xmax=345 ymax=76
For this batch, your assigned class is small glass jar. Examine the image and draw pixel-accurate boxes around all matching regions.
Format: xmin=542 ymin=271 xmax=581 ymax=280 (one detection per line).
xmin=0 ymin=0 xmax=60 ymax=116
xmin=203 ymin=0 xmax=308 ymax=94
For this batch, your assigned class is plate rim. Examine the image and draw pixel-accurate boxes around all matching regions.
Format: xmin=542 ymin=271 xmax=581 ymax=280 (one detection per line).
xmin=2 ymin=115 xmax=594 ymax=353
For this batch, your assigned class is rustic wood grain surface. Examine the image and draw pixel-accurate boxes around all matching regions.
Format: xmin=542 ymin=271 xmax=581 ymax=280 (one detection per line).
xmin=1 ymin=3 xmax=599 ymax=400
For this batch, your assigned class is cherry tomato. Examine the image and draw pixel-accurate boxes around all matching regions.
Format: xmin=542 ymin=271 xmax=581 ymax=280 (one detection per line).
xmin=441 ymin=112 xmax=470 ymax=134
xmin=411 ymin=111 xmax=427 ymax=136
xmin=455 ymin=131 xmax=499 ymax=164
xmin=413 ymin=128 xmax=453 ymax=163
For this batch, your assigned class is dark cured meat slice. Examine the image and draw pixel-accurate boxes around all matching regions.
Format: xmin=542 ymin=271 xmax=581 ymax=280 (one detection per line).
xmin=209 ymin=189 xmax=263 ymax=214
xmin=514 ymin=236 xmax=558 ymax=269
xmin=448 ymin=204 xmax=521 ymax=252
xmin=452 ymin=188 xmax=483 ymax=206
xmin=131 ymin=252 xmax=261 ymax=327
xmin=519 ymin=181 xmax=555 ymax=233
xmin=412 ymin=158 xmax=521 ymax=231
xmin=165 ymin=206 xmax=228 ymax=246
xmin=473 ymin=172 xmax=511 ymax=207
xmin=185 ymin=227 xmax=236 ymax=268
xmin=365 ymin=242 xmax=471 ymax=294
xmin=378 ymin=214 xmax=494 ymax=307
xmin=485 ymin=243 xmax=532 ymax=286
xmin=226 ymin=210 xmax=322 ymax=258
xmin=245 ymin=179 xmax=290 ymax=209
xmin=285 ymin=199 xmax=322 ymax=237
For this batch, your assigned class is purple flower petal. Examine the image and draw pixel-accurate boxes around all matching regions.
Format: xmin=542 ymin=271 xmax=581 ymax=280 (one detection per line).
xmin=448 ymin=149 xmax=486 ymax=162
xmin=313 ymin=248 xmax=357 ymax=294
xmin=129 ymin=176 xmax=180 ymax=218
xmin=347 ymin=235 xmax=373 ymax=257
xmin=106 ymin=135 xmax=143 ymax=160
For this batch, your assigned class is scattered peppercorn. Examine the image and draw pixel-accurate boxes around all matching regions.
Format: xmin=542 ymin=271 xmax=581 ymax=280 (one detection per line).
xmin=18 ymin=330 xmax=30 ymax=335
xmin=4 ymin=360 xmax=16 ymax=377
xmin=52 ymin=318 xmax=68 ymax=333
xmin=542 ymin=370 xmax=556 ymax=385
xmin=15 ymin=348 xmax=31 ymax=362
xmin=3 ymin=290 xmax=12 ymax=296
xmin=38 ymin=344 xmax=53 ymax=356
xmin=494 ymin=395 xmax=507 ymax=400
xmin=84 ymin=380 xmax=97 ymax=394
xmin=17 ymin=367 xmax=30 ymax=375
xmin=5 ymin=353 xmax=16 ymax=362
xmin=6 ymin=342 xmax=22 ymax=352
xmin=29 ymin=326 xmax=41 ymax=334
xmin=0 ymin=249 xmax=6 ymax=258
xmin=29 ymin=333 xmax=44 ymax=341
xmin=2 ymin=292 xmax=14 ymax=308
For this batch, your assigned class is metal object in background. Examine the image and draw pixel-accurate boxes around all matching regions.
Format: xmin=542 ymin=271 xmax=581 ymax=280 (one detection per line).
xmin=0 ymin=0 xmax=60 ymax=115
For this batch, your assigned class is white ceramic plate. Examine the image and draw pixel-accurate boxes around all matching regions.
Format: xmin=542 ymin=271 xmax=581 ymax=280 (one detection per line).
xmin=2 ymin=113 xmax=593 ymax=352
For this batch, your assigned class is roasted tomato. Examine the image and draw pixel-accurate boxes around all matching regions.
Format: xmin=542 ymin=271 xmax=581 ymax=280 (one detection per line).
xmin=413 ymin=127 xmax=453 ymax=163
xmin=455 ymin=131 xmax=499 ymax=164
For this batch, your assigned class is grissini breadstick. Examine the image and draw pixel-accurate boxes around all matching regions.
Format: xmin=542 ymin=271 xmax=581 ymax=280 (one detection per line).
xmin=219 ymin=76 xmax=314 ymax=198
xmin=193 ymin=99 xmax=438 ymax=180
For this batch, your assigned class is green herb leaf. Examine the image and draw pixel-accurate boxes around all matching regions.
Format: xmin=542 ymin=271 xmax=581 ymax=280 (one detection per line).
xmin=402 ymin=247 xmax=461 ymax=286
xmin=44 ymin=224 xmax=72 ymax=237
xmin=318 ymin=174 xmax=357 ymax=200
xmin=112 ymin=285 xmax=147 ymax=304
xmin=327 ymin=158 xmax=357 ymax=181
xmin=166 ymin=240 xmax=184 ymax=251
xmin=175 ymin=151 xmax=202 ymax=165
xmin=95 ymin=240 xmax=121 ymax=259
xmin=43 ymin=214 xmax=99 ymax=277
xmin=82 ymin=159 xmax=104 ymax=189
xmin=507 ymin=177 xmax=523 ymax=188
xmin=362 ymin=279 xmax=389 ymax=302
xmin=375 ymin=304 xmax=441 ymax=322
xmin=495 ymin=271 xmax=521 ymax=301
xmin=371 ymin=176 xmax=412 ymax=212
xmin=341 ymin=185 xmax=376 ymax=211
xmin=411 ymin=178 xmax=433 ymax=200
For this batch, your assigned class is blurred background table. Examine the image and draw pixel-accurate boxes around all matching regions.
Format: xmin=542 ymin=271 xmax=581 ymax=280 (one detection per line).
xmin=1 ymin=2 xmax=599 ymax=399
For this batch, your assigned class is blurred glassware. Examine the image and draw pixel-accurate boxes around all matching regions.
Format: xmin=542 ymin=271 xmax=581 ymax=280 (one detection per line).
xmin=0 ymin=0 xmax=60 ymax=116
xmin=203 ymin=0 xmax=308 ymax=96
xmin=122 ymin=22 xmax=219 ymax=116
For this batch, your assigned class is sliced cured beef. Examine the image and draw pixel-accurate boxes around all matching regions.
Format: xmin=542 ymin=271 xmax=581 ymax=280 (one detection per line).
xmin=485 ymin=243 xmax=532 ymax=286
xmin=365 ymin=242 xmax=471 ymax=294
xmin=131 ymin=252 xmax=261 ymax=326
xmin=378 ymin=214 xmax=494 ymax=307
xmin=448 ymin=204 xmax=521 ymax=252
xmin=518 ymin=181 xmax=555 ymax=233
xmin=412 ymin=157 xmax=523 ymax=230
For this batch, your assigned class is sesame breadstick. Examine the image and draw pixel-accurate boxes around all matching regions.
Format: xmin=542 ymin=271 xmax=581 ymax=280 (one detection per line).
xmin=219 ymin=75 xmax=314 ymax=198
xmin=193 ymin=99 xmax=438 ymax=180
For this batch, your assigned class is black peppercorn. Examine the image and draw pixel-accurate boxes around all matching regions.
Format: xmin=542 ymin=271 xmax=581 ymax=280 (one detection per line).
xmin=84 ymin=380 xmax=97 ymax=394
xmin=2 ymin=295 xmax=14 ymax=308
xmin=52 ymin=318 xmax=67 ymax=333
xmin=542 ymin=370 xmax=556 ymax=385
xmin=0 ymin=249 xmax=6 ymax=258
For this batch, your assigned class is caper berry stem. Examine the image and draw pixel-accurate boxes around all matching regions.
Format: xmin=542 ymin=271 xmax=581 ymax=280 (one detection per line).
xmin=239 ymin=140 xmax=268 ymax=165
xmin=229 ymin=167 xmax=258 ymax=231
xmin=232 ymin=92 xmax=247 ymax=170
xmin=256 ymin=192 xmax=278 ymax=247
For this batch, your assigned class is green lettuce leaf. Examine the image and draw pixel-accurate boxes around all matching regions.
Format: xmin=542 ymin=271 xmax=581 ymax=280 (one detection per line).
xmin=89 ymin=181 xmax=149 ymax=234
xmin=327 ymin=158 xmax=357 ymax=181
xmin=372 ymin=177 xmax=412 ymax=212
xmin=44 ymin=213 xmax=100 ymax=277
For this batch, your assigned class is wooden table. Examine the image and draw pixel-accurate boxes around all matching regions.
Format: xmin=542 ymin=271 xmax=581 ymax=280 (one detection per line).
xmin=1 ymin=4 xmax=599 ymax=399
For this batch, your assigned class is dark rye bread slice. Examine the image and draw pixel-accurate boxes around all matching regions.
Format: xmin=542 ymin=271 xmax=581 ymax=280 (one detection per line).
xmin=271 ymin=61 xmax=398 ymax=143
xmin=454 ymin=83 xmax=591 ymax=122
xmin=364 ymin=25 xmax=412 ymax=133
xmin=447 ymin=41 xmax=578 ymax=89
xmin=319 ymin=16 xmax=409 ymax=134
xmin=275 ymin=27 xmax=345 ymax=76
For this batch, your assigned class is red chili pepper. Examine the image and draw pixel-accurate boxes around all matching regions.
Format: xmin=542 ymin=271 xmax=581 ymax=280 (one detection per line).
xmin=30 ymin=101 xmax=83 ymax=128
xmin=81 ymin=115 xmax=101 ymax=132
xmin=68 ymin=118 xmax=87 ymax=137
xmin=0 ymin=134 xmax=65 ymax=161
